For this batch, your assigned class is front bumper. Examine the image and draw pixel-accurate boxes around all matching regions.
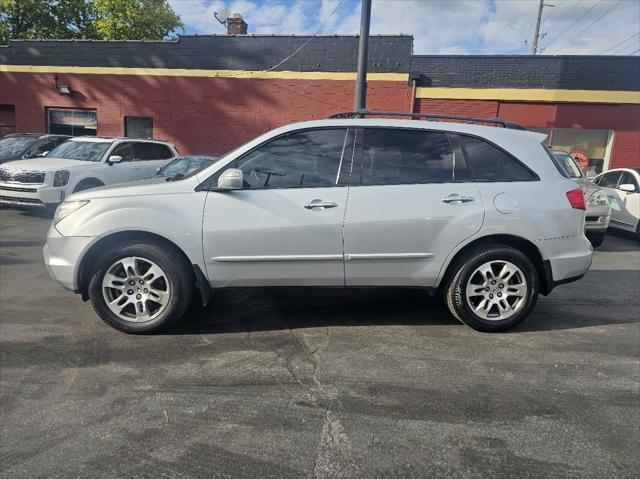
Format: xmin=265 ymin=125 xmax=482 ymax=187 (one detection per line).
xmin=43 ymin=225 xmax=94 ymax=292
xmin=0 ymin=182 xmax=65 ymax=206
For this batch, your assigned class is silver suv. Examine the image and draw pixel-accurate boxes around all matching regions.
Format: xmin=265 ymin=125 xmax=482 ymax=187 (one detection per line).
xmin=0 ymin=137 xmax=178 ymax=208
xmin=44 ymin=114 xmax=593 ymax=334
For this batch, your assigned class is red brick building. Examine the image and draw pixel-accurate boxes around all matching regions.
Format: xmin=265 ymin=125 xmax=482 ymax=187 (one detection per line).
xmin=1 ymin=34 xmax=638 ymax=174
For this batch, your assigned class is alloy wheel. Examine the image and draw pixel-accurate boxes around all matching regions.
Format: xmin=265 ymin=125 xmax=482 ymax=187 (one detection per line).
xmin=102 ymin=256 xmax=171 ymax=322
xmin=464 ymin=260 xmax=528 ymax=321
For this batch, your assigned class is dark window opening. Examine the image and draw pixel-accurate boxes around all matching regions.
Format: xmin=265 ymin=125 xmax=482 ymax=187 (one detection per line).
xmin=125 ymin=117 xmax=153 ymax=139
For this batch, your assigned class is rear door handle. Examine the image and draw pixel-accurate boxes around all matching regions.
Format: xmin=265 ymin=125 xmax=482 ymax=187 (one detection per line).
xmin=304 ymin=199 xmax=338 ymax=210
xmin=442 ymin=194 xmax=474 ymax=204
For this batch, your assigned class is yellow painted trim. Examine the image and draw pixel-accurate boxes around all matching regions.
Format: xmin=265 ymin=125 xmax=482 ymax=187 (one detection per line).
xmin=0 ymin=64 xmax=406 ymax=81
xmin=416 ymin=87 xmax=640 ymax=104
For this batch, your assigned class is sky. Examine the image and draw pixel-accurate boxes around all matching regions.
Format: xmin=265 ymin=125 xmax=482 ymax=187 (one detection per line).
xmin=167 ymin=0 xmax=640 ymax=56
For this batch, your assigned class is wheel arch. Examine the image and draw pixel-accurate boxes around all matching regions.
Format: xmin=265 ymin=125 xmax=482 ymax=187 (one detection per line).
xmin=73 ymin=177 xmax=105 ymax=193
xmin=76 ymin=230 xmax=211 ymax=304
xmin=438 ymin=233 xmax=551 ymax=295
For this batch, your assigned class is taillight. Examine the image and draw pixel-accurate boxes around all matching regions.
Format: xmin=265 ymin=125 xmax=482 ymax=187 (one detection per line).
xmin=566 ymin=188 xmax=586 ymax=210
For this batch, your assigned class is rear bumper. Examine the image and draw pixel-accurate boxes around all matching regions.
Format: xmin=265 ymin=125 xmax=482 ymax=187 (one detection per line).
xmin=0 ymin=182 xmax=64 ymax=206
xmin=542 ymin=236 xmax=593 ymax=294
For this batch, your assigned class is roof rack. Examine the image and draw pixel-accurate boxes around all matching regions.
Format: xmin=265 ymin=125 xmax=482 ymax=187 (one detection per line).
xmin=328 ymin=109 xmax=527 ymax=130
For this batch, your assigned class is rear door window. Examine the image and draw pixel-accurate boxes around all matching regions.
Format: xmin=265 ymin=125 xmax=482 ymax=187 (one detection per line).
xmin=461 ymin=135 xmax=537 ymax=181
xmin=133 ymin=143 xmax=173 ymax=161
xmin=353 ymin=128 xmax=460 ymax=185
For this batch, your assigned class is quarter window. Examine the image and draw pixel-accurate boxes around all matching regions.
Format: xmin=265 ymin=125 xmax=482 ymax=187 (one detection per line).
xmin=461 ymin=136 xmax=537 ymax=181
xmin=230 ymin=128 xmax=351 ymax=189
xmin=354 ymin=128 xmax=459 ymax=186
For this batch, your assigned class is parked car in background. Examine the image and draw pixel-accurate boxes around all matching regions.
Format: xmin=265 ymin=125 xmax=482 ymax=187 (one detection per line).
xmin=0 ymin=137 xmax=178 ymax=208
xmin=0 ymin=133 xmax=70 ymax=164
xmin=152 ymin=154 xmax=219 ymax=180
xmin=593 ymin=168 xmax=640 ymax=239
xmin=44 ymin=115 xmax=592 ymax=334
xmin=552 ymin=150 xmax=610 ymax=247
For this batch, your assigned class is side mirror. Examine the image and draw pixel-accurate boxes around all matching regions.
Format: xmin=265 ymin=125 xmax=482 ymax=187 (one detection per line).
xmin=155 ymin=167 xmax=162 ymax=173
xmin=107 ymin=155 xmax=123 ymax=165
xmin=217 ymin=168 xmax=243 ymax=191
xmin=619 ymin=183 xmax=636 ymax=193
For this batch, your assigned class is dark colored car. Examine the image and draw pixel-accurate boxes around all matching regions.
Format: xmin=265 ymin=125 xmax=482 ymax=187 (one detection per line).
xmin=0 ymin=133 xmax=70 ymax=164
xmin=153 ymin=154 xmax=219 ymax=180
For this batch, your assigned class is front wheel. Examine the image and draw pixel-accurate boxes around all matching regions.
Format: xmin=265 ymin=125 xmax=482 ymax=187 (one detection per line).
xmin=445 ymin=245 xmax=539 ymax=332
xmin=88 ymin=241 xmax=194 ymax=333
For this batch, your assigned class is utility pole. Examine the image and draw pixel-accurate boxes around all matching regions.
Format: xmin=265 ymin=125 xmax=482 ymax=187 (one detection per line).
xmin=531 ymin=0 xmax=554 ymax=55
xmin=354 ymin=0 xmax=372 ymax=113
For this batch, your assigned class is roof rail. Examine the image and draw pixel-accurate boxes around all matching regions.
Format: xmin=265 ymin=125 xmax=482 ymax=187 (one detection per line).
xmin=328 ymin=109 xmax=527 ymax=130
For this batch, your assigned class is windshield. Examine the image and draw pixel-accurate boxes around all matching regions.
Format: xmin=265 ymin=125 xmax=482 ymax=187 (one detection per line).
xmin=0 ymin=136 xmax=36 ymax=161
xmin=46 ymin=141 xmax=111 ymax=162
xmin=553 ymin=151 xmax=583 ymax=179
xmin=157 ymin=156 xmax=218 ymax=177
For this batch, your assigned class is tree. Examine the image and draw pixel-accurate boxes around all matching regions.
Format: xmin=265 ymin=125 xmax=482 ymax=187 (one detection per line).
xmin=0 ymin=0 xmax=183 ymax=44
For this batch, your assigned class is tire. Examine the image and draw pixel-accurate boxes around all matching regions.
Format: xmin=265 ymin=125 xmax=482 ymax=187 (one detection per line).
xmin=88 ymin=240 xmax=194 ymax=334
xmin=444 ymin=244 xmax=539 ymax=333
xmin=73 ymin=179 xmax=104 ymax=193
xmin=586 ymin=231 xmax=606 ymax=248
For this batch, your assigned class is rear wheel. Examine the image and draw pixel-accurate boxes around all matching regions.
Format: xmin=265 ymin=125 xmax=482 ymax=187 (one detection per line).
xmin=88 ymin=241 xmax=194 ymax=333
xmin=586 ymin=231 xmax=606 ymax=248
xmin=445 ymin=245 xmax=539 ymax=332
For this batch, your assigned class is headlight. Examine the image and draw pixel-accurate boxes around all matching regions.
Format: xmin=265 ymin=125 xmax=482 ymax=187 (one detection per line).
xmin=53 ymin=200 xmax=89 ymax=224
xmin=587 ymin=189 xmax=609 ymax=207
xmin=53 ymin=170 xmax=70 ymax=187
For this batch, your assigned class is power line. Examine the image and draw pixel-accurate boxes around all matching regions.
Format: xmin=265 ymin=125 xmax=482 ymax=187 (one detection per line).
xmin=629 ymin=48 xmax=640 ymax=55
xmin=264 ymin=0 xmax=347 ymax=72
xmin=553 ymin=0 xmax=624 ymax=53
xmin=539 ymin=0 xmax=582 ymax=41
xmin=540 ymin=0 xmax=565 ymax=29
xmin=542 ymin=0 xmax=603 ymax=48
xmin=599 ymin=32 xmax=640 ymax=54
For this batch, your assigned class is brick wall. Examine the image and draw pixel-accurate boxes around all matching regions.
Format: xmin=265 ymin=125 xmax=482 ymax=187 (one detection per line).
xmin=610 ymin=105 xmax=640 ymax=170
xmin=0 ymin=71 xmax=410 ymax=154
xmin=414 ymin=98 xmax=499 ymax=118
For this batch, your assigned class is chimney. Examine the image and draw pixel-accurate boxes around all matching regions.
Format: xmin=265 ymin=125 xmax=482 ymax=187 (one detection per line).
xmin=227 ymin=14 xmax=247 ymax=35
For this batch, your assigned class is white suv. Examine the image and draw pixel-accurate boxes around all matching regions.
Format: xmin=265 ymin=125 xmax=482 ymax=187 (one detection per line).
xmin=0 ymin=137 xmax=178 ymax=208
xmin=44 ymin=116 xmax=593 ymax=333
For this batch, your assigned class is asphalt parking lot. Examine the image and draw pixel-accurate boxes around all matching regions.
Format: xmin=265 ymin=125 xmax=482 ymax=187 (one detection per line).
xmin=1 ymin=206 xmax=639 ymax=478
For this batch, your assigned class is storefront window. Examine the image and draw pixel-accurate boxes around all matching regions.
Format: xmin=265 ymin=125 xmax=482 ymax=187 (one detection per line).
xmin=48 ymin=108 xmax=97 ymax=136
xmin=549 ymin=128 xmax=612 ymax=175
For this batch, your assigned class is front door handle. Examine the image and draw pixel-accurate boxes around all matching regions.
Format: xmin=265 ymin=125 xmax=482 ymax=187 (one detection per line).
xmin=442 ymin=194 xmax=474 ymax=204
xmin=304 ymin=199 xmax=338 ymax=210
